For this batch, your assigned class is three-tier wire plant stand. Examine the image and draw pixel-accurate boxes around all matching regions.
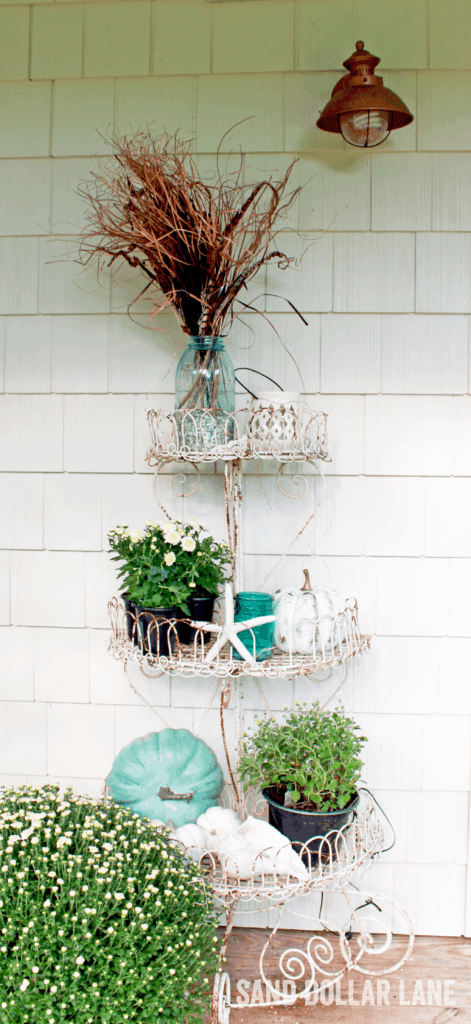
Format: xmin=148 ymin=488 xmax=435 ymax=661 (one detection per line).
xmin=107 ymin=403 xmax=413 ymax=1023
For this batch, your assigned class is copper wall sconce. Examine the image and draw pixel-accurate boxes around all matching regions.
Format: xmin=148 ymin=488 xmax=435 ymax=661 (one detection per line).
xmin=316 ymin=41 xmax=414 ymax=148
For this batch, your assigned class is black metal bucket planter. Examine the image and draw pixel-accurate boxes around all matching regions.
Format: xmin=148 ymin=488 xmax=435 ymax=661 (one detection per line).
xmin=176 ymin=593 xmax=216 ymax=645
xmin=121 ymin=593 xmax=137 ymax=643
xmin=262 ymin=787 xmax=360 ymax=865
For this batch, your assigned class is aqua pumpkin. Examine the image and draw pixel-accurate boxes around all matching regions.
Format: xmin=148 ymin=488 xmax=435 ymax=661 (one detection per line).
xmin=107 ymin=729 xmax=224 ymax=828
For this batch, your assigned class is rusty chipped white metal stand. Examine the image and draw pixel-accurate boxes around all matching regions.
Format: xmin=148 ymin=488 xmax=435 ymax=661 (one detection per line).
xmin=107 ymin=404 xmax=414 ymax=1022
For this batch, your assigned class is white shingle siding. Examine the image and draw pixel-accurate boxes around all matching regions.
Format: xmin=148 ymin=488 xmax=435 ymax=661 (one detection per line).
xmin=0 ymin=0 xmax=470 ymax=937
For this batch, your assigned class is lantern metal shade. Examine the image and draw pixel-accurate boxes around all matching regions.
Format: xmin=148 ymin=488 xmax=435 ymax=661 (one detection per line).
xmin=316 ymin=41 xmax=413 ymax=147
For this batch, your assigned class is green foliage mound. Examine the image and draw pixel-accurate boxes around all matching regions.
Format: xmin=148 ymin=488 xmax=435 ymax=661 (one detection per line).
xmin=0 ymin=785 xmax=220 ymax=1024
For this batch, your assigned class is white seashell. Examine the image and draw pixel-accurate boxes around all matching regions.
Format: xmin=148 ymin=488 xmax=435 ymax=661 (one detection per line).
xmin=215 ymin=816 xmax=308 ymax=881
xmin=172 ymin=823 xmax=206 ymax=864
xmin=197 ymin=806 xmax=241 ymax=845
xmin=235 ymin=816 xmax=308 ymax=881
xmin=216 ymin=831 xmax=263 ymax=879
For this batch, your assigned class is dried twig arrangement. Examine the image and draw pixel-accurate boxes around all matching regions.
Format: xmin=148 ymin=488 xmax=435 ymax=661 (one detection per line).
xmin=79 ymin=131 xmax=300 ymax=336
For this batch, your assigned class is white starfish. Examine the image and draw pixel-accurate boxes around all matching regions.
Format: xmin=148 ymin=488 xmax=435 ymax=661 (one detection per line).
xmin=200 ymin=583 xmax=275 ymax=665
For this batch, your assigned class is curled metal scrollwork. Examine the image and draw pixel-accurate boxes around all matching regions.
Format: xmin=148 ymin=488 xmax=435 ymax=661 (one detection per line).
xmin=276 ymin=464 xmax=309 ymax=498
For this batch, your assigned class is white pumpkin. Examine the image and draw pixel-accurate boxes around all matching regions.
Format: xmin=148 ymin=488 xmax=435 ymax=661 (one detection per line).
xmin=172 ymin=823 xmax=206 ymax=863
xmin=197 ymin=806 xmax=241 ymax=847
xmin=273 ymin=569 xmax=344 ymax=656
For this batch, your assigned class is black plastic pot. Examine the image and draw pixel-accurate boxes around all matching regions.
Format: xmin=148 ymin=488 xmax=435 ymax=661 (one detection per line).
xmin=262 ymin=787 xmax=360 ymax=865
xmin=133 ymin=605 xmax=178 ymax=658
xmin=121 ymin=593 xmax=136 ymax=643
xmin=176 ymin=593 xmax=216 ymax=646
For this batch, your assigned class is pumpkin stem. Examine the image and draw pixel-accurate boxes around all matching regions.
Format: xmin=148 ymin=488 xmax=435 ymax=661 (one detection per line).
xmin=301 ymin=568 xmax=312 ymax=592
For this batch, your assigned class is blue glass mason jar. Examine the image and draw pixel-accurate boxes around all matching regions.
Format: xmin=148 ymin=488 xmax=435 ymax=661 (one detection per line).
xmin=232 ymin=591 xmax=274 ymax=662
xmin=174 ymin=336 xmax=235 ymax=450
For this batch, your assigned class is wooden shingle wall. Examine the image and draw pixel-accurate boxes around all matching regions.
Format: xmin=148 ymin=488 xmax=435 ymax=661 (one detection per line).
xmin=0 ymin=0 xmax=470 ymax=936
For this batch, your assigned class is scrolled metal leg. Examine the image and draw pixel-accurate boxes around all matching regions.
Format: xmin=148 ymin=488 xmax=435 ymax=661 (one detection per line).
xmin=339 ymin=888 xmax=414 ymax=976
xmin=210 ymin=904 xmax=235 ymax=1023
xmin=217 ymin=972 xmax=231 ymax=1024
xmin=257 ymin=905 xmax=352 ymax=1007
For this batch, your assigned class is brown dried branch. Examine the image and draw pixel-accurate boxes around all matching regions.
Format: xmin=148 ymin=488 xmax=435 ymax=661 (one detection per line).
xmin=78 ymin=131 xmax=300 ymax=337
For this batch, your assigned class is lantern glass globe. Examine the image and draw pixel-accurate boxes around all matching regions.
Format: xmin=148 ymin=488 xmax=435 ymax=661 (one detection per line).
xmin=339 ymin=109 xmax=391 ymax=148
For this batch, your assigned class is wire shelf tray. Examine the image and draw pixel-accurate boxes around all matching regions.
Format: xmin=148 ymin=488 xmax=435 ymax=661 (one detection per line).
xmin=107 ymin=598 xmax=371 ymax=679
xmin=193 ymin=800 xmax=384 ymax=905
xmin=146 ymin=407 xmax=331 ymax=465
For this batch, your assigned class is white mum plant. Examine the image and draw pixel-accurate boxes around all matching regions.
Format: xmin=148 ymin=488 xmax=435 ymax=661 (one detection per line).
xmin=0 ymin=785 xmax=220 ymax=1024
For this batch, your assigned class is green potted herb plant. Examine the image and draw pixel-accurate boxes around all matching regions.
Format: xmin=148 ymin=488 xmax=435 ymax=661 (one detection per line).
xmin=239 ymin=703 xmax=367 ymax=859
xmin=108 ymin=518 xmax=231 ymax=654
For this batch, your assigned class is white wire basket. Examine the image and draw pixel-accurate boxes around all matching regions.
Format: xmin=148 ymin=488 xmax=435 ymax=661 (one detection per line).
xmin=146 ymin=406 xmax=331 ymax=465
xmin=107 ymin=597 xmax=370 ymax=679
xmin=191 ymin=800 xmax=384 ymax=905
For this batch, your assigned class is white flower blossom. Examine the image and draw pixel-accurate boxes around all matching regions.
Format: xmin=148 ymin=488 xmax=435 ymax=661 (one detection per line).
xmin=164 ymin=551 xmax=176 ymax=566
xmin=75 ymin=956 xmax=84 ymax=966
xmin=181 ymin=536 xmax=196 ymax=552
xmin=19 ymin=980 xmax=29 ymax=992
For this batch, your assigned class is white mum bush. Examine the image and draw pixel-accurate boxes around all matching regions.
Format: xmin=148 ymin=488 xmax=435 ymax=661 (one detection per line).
xmin=0 ymin=785 xmax=221 ymax=1024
